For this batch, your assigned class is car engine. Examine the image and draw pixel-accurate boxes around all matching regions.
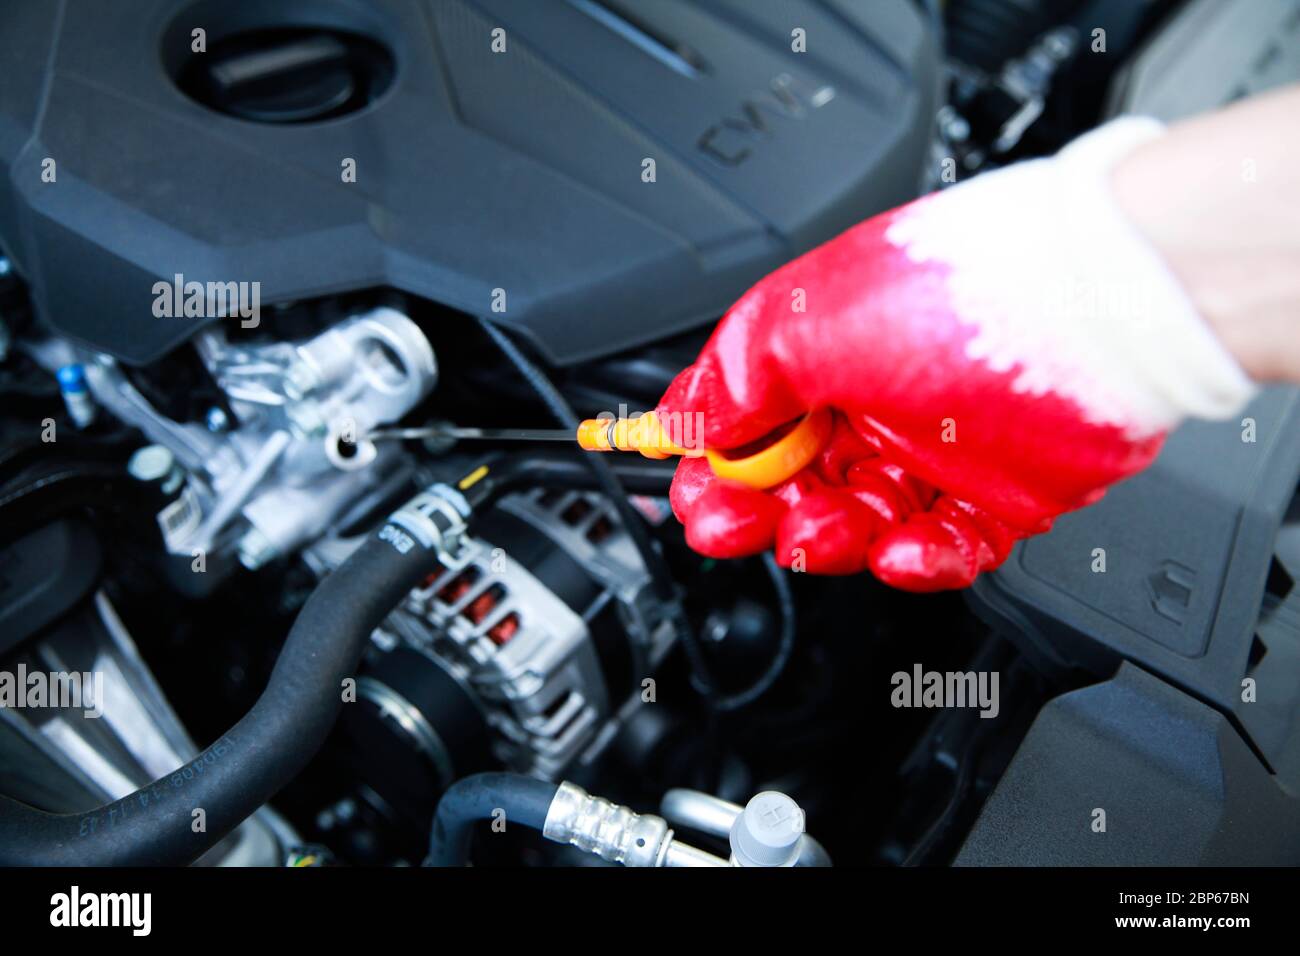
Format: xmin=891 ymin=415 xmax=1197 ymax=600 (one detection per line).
xmin=0 ymin=0 xmax=1297 ymax=872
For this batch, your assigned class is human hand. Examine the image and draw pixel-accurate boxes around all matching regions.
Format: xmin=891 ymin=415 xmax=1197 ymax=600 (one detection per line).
xmin=657 ymin=119 xmax=1255 ymax=591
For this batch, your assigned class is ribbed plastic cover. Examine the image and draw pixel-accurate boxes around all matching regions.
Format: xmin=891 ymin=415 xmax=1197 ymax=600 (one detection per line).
xmin=0 ymin=0 xmax=936 ymax=365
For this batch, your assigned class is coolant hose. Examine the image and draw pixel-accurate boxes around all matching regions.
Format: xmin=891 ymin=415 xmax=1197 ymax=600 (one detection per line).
xmin=0 ymin=519 xmax=445 ymax=866
xmin=425 ymin=772 xmax=559 ymax=866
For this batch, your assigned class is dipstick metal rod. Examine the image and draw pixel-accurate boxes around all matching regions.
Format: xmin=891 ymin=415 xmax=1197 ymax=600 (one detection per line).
xmin=367 ymin=425 xmax=576 ymax=442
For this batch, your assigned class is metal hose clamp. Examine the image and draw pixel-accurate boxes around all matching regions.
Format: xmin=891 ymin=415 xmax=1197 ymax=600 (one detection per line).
xmin=386 ymin=483 xmax=471 ymax=559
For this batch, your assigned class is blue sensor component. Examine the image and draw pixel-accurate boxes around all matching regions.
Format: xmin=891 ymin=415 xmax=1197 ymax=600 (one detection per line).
xmin=56 ymin=363 xmax=96 ymax=428
xmin=57 ymin=363 xmax=88 ymax=393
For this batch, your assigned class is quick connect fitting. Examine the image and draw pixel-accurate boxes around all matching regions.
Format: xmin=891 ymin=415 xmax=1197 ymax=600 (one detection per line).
xmin=543 ymin=781 xmax=673 ymax=867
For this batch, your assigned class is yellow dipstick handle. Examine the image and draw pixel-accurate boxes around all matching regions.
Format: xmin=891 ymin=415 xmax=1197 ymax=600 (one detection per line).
xmin=576 ymin=409 xmax=832 ymax=490
xmin=576 ymin=413 xmax=702 ymax=460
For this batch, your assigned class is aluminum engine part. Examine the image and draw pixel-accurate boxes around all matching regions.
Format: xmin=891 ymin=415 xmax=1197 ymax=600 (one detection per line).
xmin=396 ymin=534 xmax=602 ymax=778
xmin=0 ymin=591 xmax=294 ymax=866
xmin=311 ymin=488 xmax=672 ymax=779
xmin=543 ymin=781 xmax=674 ymax=867
xmin=542 ymin=781 xmax=730 ymax=867
xmin=63 ymin=307 xmax=436 ymax=568
xmin=660 ymin=788 xmax=833 ymax=867
xmin=499 ymin=487 xmax=676 ymax=671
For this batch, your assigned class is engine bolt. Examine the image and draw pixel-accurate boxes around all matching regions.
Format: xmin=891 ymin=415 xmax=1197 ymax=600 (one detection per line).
xmin=237 ymin=527 xmax=277 ymax=571
xmin=128 ymin=444 xmax=184 ymax=496
xmin=205 ymin=406 xmax=231 ymax=433
xmin=284 ymin=400 xmax=326 ymax=440
xmin=283 ymin=361 xmax=320 ymax=400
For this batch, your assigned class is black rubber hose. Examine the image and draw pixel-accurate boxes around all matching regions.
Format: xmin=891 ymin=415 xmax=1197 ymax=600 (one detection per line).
xmin=0 ymin=524 xmax=442 ymax=866
xmin=713 ymin=554 xmax=797 ymax=712
xmin=425 ymin=772 xmax=559 ymax=866
xmin=473 ymin=316 xmax=718 ymax=694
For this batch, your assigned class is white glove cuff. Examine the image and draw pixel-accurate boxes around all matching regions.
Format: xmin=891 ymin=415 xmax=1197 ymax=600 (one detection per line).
xmin=886 ymin=117 xmax=1257 ymax=436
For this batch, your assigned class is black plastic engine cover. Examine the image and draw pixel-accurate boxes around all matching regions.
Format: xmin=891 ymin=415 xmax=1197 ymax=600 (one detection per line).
xmin=962 ymin=388 xmax=1300 ymax=865
xmin=955 ymin=663 xmax=1300 ymax=865
xmin=969 ymin=386 xmax=1300 ymax=785
xmin=0 ymin=0 xmax=937 ymax=366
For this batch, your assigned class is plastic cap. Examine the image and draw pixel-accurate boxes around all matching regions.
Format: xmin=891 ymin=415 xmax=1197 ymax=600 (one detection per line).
xmin=128 ymin=445 xmax=176 ymax=483
xmin=729 ymin=791 xmax=805 ymax=867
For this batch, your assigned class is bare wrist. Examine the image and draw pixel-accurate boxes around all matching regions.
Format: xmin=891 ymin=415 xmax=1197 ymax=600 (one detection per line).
xmin=1109 ymin=88 xmax=1300 ymax=385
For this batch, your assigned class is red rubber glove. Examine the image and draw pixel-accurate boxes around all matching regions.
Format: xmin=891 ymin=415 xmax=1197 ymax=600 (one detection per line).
xmin=657 ymin=119 xmax=1256 ymax=591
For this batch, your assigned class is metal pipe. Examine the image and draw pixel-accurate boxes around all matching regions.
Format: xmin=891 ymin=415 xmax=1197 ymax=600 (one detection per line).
xmin=661 ymin=788 xmax=742 ymax=839
xmin=542 ymin=781 xmax=730 ymax=867
xmin=663 ymin=840 xmax=730 ymax=868
xmin=660 ymin=787 xmax=833 ymax=867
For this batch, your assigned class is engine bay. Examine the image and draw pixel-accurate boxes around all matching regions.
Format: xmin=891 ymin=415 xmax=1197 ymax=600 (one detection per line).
xmin=1 ymin=0 xmax=1298 ymax=874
